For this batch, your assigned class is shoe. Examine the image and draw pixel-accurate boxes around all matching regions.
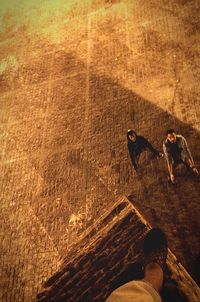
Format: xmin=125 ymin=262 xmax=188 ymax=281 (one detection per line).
xmin=143 ymin=228 xmax=168 ymax=269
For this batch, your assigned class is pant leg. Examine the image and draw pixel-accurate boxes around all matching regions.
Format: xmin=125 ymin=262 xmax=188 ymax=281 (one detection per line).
xmin=106 ymin=280 xmax=161 ymax=302
xmin=182 ymin=155 xmax=192 ymax=169
xmin=174 ymin=154 xmax=192 ymax=171
xmin=172 ymin=156 xmax=183 ymax=171
xmin=134 ymin=154 xmax=140 ymax=170
xmin=131 ymin=152 xmax=141 ymax=170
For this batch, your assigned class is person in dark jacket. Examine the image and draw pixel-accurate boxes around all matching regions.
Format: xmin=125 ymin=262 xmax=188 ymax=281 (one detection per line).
xmin=127 ymin=129 xmax=163 ymax=172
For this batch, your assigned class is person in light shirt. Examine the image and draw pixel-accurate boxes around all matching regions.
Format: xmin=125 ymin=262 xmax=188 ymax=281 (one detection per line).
xmin=163 ymin=129 xmax=198 ymax=183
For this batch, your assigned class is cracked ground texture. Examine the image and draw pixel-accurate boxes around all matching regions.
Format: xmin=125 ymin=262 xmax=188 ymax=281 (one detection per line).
xmin=0 ymin=0 xmax=200 ymax=301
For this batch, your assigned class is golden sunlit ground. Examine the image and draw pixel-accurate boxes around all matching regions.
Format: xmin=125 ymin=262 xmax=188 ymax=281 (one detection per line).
xmin=0 ymin=0 xmax=200 ymax=301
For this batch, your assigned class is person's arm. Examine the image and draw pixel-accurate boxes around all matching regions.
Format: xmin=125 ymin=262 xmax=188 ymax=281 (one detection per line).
xmin=128 ymin=143 xmax=138 ymax=170
xmin=181 ymin=136 xmax=199 ymax=175
xmin=181 ymin=136 xmax=194 ymax=166
xmin=142 ymin=137 xmax=160 ymax=156
xmin=163 ymin=142 xmax=174 ymax=182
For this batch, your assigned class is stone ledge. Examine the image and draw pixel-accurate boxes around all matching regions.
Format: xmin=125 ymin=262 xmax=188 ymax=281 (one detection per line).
xmin=37 ymin=196 xmax=200 ymax=302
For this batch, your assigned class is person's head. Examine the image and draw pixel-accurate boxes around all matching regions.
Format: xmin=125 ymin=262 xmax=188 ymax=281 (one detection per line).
xmin=127 ymin=129 xmax=137 ymax=142
xmin=166 ymin=129 xmax=176 ymax=143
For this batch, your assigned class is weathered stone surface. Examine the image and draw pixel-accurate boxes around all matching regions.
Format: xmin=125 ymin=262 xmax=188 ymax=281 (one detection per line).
xmin=0 ymin=0 xmax=200 ymax=301
xmin=37 ymin=197 xmax=200 ymax=302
